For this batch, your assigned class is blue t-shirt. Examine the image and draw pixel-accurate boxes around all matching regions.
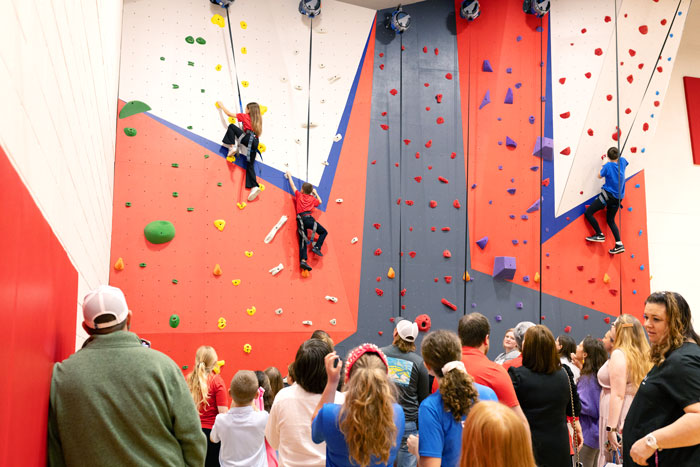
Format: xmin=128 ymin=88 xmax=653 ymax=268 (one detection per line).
xmin=418 ymin=384 xmax=498 ymax=467
xmin=600 ymin=157 xmax=629 ymax=199
xmin=312 ymin=402 xmax=405 ymax=467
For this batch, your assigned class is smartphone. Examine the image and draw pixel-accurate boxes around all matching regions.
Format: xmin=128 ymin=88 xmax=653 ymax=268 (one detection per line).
xmin=333 ymin=356 xmax=340 ymax=368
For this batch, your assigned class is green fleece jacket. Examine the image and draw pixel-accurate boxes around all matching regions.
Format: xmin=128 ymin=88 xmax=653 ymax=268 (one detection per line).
xmin=47 ymin=331 xmax=206 ymax=466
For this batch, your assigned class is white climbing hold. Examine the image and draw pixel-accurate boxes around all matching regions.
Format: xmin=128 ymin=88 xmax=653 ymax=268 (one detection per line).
xmin=294 ymin=50 xmax=300 ymax=55
xmin=351 ymin=237 xmax=358 ymax=244
xmin=321 ymin=161 xmax=329 ymax=166
xmin=320 ymin=99 xmax=326 ymax=104
xmin=275 ymin=308 xmax=283 ymax=315
xmin=302 ymin=320 xmax=313 ymax=326
xmin=319 ymin=63 xmax=326 ymax=69
xmin=295 ymin=84 xmax=303 ymax=91
xmin=335 ymin=198 xmax=343 ymax=203
xmin=325 ymin=296 xmax=338 ymax=303
xmin=328 ymin=75 xmax=340 ymax=83
xmin=333 ymin=134 xmax=343 ymax=142
xmin=280 ymin=76 xmax=287 ymax=82
xmin=295 ymin=138 xmax=302 ymax=144
xmin=317 ymin=27 xmax=327 ymax=34
xmin=269 ymin=263 xmax=284 ymax=275
xmin=301 ymin=122 xmax=318 ymax=128
xmin=265 ymin=215 xmax=288 ymax=243
xmin=329 ymin=319 xmax=337 ymax=325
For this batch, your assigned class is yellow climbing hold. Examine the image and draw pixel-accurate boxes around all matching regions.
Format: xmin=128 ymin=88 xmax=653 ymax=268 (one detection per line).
xmin=215 ymin=101 xmax=220 ymax=108
xmin=114 ymin=257 xmax=125 ymax=271
xmin=463 ymin=271 xmax=470 ymax=281
xmin=258 ymin=142 xmax=266 ymax=152
xmin=217 ymin=317 xmax=227 ymax=329
xmin=215 ymin=64 xmax=222 ymax=71
xmin=213 ymin=264 xmax=222 ymax=276
xmin=243 ymin=343 xmax=252 ymax=353
xmin=301 ymin=269 xmax=310 ymax=278
xmin=387 ymin=267 xmax=395 ymax=279
xmin=232 ymin=279 xmax=241 ymax=286
xmin=211 ymin=14 xmax=225 ymax=27
xmin=212 ymin=360 xmax=225 ymax=374
xmin=214 ymin=219 xmax=226 ymax=231
xmin=603 ymin=273 xmax=610 ymax=284
xmin=240 ymin=21 xmax=247 ymax=29
xmin=228 ymin=116 xmax=237 ymax=124
xmin=534 ymin=272 xmax=540 ymax=283
xmin=227 ymin=155 xmax=236 ymax=163
xmin=244 ymin=251 xmax=254 ymax=257
xmin=241 ymin=47 xmax=247 ymax=54
xmin=241 ymin=81 xmax=249 ymax=88
xmin=246 ymin=306 xmax=256 ymax=316
xmin=259 ymin=183 xmax=265 ymax=191
xmin=237 ymin=202 xmax=246 ymax=210
xmin=260 ymin=105 xmax=268 ymax=115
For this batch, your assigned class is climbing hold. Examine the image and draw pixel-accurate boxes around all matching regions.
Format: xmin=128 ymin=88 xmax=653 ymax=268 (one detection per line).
xmin=436 ymin=117 xmax=444 ymax=125
xmin=265 ymin=215 xmax=288 ymax=244
xmin=246 ymin=306 xmax=256 ymax=316
xmin=438 ymin=176 xmax=449 ymax=183
xmin=125 ymin=202 xmax=132 ymax=207
xmin=444 ymin=276 xmax=452 ymax=284
xmin=187 ymin=61 xmax=194 ymax=67
xmin=171 ymin=191 xmax=180 ymax=198
xmin=215 ymin=64 xmax=222 ymax=71
xmin=274 ymin=308 xmax=283 ymax=316
xmin=529 ymin=116 xmax=535 ymax=124
xmin=169 ymin=314 xmax=180 ymax=328
xmin=390 ymin=89 xmax=398 ymax=96
xmin=409 ymin=251 xmax=417 ymax=258
xmin=603 ymin=273 xmax=610 ymax=284
xmin=405 ymin=200 xmax=414 ymax=206
xmin=429 ymin=200 xmax=437 ymax=208
xmin=436 ymin=94 xmax=443 ymax=103
xmin=542 ymin=178 xmax=550 ymax=187
xmin=476 ymin=236 xmax=489 ymax=249
xmin=505 ymin=136 xmax=517 ymax=148
xmin=507 ymin=188 xmax=516 ymax=195
xmin=482 ymin=60 xmax=493 ymax=72
xmin=241 ymin=81 xmax=249 ymax=88
xmin=512 ymin=239 xmax=519 ymax=245
xmin=584 ymin=314 xmax=589 ymax=320
xmin=445 ymin=73 xmax=452 ymax=80
xmin=604 ymin=317 xmax=611 ymax=324
xmin=416 ymin=314 xmax=431 ymax=332
xmin=463 ymin=271 xmax=470 ymax=281
xmin=577 ymin=265 xmax=584 ymax=271
xmin=334 ymin=134 xmax=343 ymax=142
xmin=495 ymin=315 xmax=503 ymax=322
xmin=526 ymin=199 xmax=541 ymax=213
xmin=374 ymin=248 xmax=382 ymax=256
xmin=400 ymin=288 xmax=407 ymax=297
xmin=119 ymin=101 xmax=151 ymax=119
xmin=144 ymin=220 xmax=175 ymax=244
xmin=258 ymin=143 xmax=266 ymax=152
xmin=479 ymin=90 xmax=491 ymax=109
xmin=441 ymin=298 xmax=457 ymax=311
xmin=325 ymin=296 xmax=338 ymax=303
xmin=560 ymin=111 xmax=571 ymax=119
xmin=516 ymin=302 xmax=524 ymax=309
xmin=124 ymin=127 xmax=137 ymax=137
xmin=114 ymin=257 xmax=125 ymax=270
xmin=232 ymin=279 xmax=241 ymax=286
xmin=139 ymin=263 xmax=147 ymax=268
xmin=172 ymin=279 xmax=178 ymax=284
xmin=185 ymin=36 xmax=194 ymax=44
xmin=375 ymin=288 xmax=384 ymax=297
xmin=560 ymin=147 xmax=571 ymax=156
xmin=564 ymin=326 xmax=572 ymax=333
xmin=329 ymin=318 xmax=336 ymax=325
xmin=211 ymin=14 xmax=225 ymax=27
xmin=453 ymin=199 xmax=461 ymax=209
xmin=351 ymin=237 xmax=359 ymax=244
xmin=504 ymin=88 xmax=514 ymax=105
xmin=243 ymin=343 xmax=252 ymax=353
xmin=213 ymin=264 xmax=222 ymax=276
xmin=244 ymin=251 xmax=253 ymax=258
xmin=414 ymin=176 xmax=422 ymax=183
xmin=269 ymin=263 xmax=284 ymax=276
xmin=534 ymin=272 xmax=540 ymax=283
xmin=373 ymin=223 xmax=381 ymax=229
xmin=217 ymin=318 xmax=227 ymax=329
xmin=532 ymin=136 xmax=554 ymax=161
xmin=493 ymin=256 xmax=516 ymax=280
xmin=301 ymin=270 xmax=310 ymax=278
xmin=387 ymin=267 xmax=395 ymax=279
xmin=237 ymin=202 xmax=246 ymax=210
xmin=240 ymin=21 xmax=247 ymax=29
xmin=380 ymin=124 xmax=389 ymax=130
xmin=443 ymin=250 xmax=452 ymax=258
xmin=171 ymin=163 xmax=179 ymax=168
xmin=425 ymin=140 xmax=432 ymax=148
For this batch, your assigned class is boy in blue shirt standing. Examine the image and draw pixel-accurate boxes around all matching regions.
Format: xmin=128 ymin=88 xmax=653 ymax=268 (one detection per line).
xmin=584 ymin=146 xmax=628 ymax=254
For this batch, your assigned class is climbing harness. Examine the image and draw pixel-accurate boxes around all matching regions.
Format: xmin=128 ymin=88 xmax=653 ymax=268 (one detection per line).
xmin=296 ymin=211 xmax=318 ymax=249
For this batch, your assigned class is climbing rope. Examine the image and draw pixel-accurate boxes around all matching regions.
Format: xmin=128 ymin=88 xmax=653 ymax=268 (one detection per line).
xmin=538 ymin=14 xmax=544 ymax=323
xmin=225 ymin=5 xmax=244 ymax=114
xmin=305 ymin=18 xmax=314 ymax=181
xmin=614 ymin=0 xmax=623 ymax=315
xmin=398 ymin=33 xmax=405 ymax=317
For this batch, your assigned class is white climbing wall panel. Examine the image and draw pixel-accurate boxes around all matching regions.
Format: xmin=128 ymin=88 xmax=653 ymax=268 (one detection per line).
xmin=119 ymin=0 xmax=376 ymax=186
xmin=550 ymin=0 xmax=690 ymax=216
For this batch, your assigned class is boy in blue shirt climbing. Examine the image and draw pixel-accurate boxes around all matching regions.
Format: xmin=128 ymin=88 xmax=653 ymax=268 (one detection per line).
xmin=584 ymin=146 xmax=628 ymax=254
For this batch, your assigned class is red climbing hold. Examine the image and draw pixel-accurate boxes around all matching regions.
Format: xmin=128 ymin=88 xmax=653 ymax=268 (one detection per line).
xmin=638 ymin=63 xmax=644 ymax=69
xmin=542 ymin=178 xmax=550 ymax=187
xmin=577 ymin=265 xmax=584 ymax=271
xmin=431 ymin=227 xmax=436 ymax=232
xmin=436 ymin=94 xmax=443 ymax=103
xmin=450 ymin=152 xmax=456 ymax=159
xmin=379 ymin=53 xmax=384 ymax=57
xmin=443 ymin=249 xmax=451 ymax=258
xmin=377 ymin=277 xmax=381 ymax=282
xmin=380 ymin=124 xmax=389 ymax=130
xmin=629 ymin=49 xmax=636 ymax=57
xmin=423 ymin=46 xmax=428 ymax=53
xmin=604 ymin=16 xmax=611 ymax=22
xmin=588 ymin=128 xmax=594 ymax=136
xmin=453 ymin=199 xmax=461 ymax=209
xmin=560 ymin=111 xmax=571 ymax=119
xmin=374 ymin=248 xmax=382 ymax=256
xmin=594 ymin=48 xmax=603 ymax=56
xmin=375 ymin=288 xmax=384 ymax=296
xmin=559 ymin=77 xmax=566 ymax=84
xmin=612 ymin=128 xmax=621 ymax=141
xmin=395 ymin=163 xmax=399 ymax=167
xmin=401 ymin=45 xmax=405 ymax=51
xmin=585 ymin=72 xmax=592 ymax=79
xmin=564 ymin=326 xmax=572 ymax=333
xmin=379 ymin=64 xmax=385 ymax=70
xmin=429 ymin=200 xmax=437 ymax=208
xmin=434 ymin=48 xmax=439 ymax=55
xmin=381 ymin=111 xmax=387 ymax=116
xmin=409 ymin=227 xmax=413 ymax=232
xmin=584 ymin=314 xmax=589 ymax=320
xmin=415 ymin=152 xmax=420 ymax=159
xmin=371 ymin=160 xmax=376 ymax=164
xmin=661 ymin=18 xmax=667 ymax=25
xmin=436 ymin=117 xmax=444 ymax=124
xmin=378 ymin=331 xmax=383 ymax=336
xmin=438 ymin=176 xmax=449 ymax=184
xmin=428 ymin=165 xmax=432 ymax=170
xmin=445 ymin=73 xmax=453 ymax=80
xmin=425 ymin=140 xmax=433 ymax=148
xmin=630 ymin=147 xmax=637 ymax=153
xmin=441 ymin=298 xmax=457 ymax=311
xmin=604 ymin=317 xmax=611 ymax=324
xmin=405 ymin=200 xmax=414 ymax=206
xmin=444 ymin=276 xmax=452 ymax=284
xmin=643 ymin=122 xmax=649 ymax=131
xmin=606 ymin=94 xmax=613 ymax=101
xmin=390 ymin=89 xmax=398 ymax=96
xmin=425 ymin=106 xmax=431 ymax=111
xmin=414 ymin=176 xmax=422 ymax=183
xmin=625 ymin=108 xmax=631 ymax=114
xmin=560 ymin=147 xmax=571 ymax=156
xmin=442 ymin=227 xmax=450 ymax=231
xmin=403 ymin=139 xmax=411 ymax=145
xmin=396 ymin=198 xmax=402 ymax=204
xmin=424 ymin=82 xmax=430 ymax=87
xmin=639 ymin=25 xmax=648 ymax=35
xmin=373 ymin=223 xmax=381 ymax=229
xmin=657 ymin=66 xmax=663 ymax=73
xmin=409 ymin=251 xmax=416 ymax=258
xmin=654 ymin=101 xmax=660 ymax=107
xmin=627 ymin=74 xmax=634 ymax=84
xmin=609 ymin=289 xmax=619 ymax=296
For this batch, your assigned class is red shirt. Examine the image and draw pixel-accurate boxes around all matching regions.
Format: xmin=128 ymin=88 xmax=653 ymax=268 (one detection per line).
xmin=502 ymin=354 xmax=523 ymax=371
xmin=236 ymin=113 xmax=253 ymax=133
xmin=295 ymin=190 xmax=320 ymax=214
xmin=461 ymin=346 xmax=519 ymax=407
xmin=199 ymin=373 xmax=228 ymax=429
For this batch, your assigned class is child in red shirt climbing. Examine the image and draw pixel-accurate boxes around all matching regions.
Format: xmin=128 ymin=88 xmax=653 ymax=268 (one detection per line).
xmin=285 ymin=171 xmax=327 ymax=272
xmin=216 ymin=101 xmax=263 ymax=201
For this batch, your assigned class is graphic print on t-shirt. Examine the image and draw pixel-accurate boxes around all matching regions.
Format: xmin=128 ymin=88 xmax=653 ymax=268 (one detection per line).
xmin=386 ymin=357 xmax=413 ymax=386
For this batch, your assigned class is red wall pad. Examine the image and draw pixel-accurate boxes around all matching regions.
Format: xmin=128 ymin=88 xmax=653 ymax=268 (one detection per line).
xmin=683 ymin=76 xmax=700 ymax=165
xmin=0 ymin=146 xmax=78 ymax=465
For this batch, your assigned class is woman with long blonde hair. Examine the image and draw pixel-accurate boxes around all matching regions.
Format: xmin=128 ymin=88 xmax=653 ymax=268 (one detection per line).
xmin=460 ymin=401 xmax=536 ymax=467
xmin=312 ymin=344 xmax=404 ymax=467
xmin=597 ymin=314 xmax=651 ymax=466
xmin=186 ymin=345 xmax=228 ymax=467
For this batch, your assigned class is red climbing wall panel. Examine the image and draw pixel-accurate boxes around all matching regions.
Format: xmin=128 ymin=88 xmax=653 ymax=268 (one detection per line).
xmin=0 ymin=145 xmax=78 ymax=466
xmin=684 ymin=76 xmax=700 ymax=166
xmin=109 ymin=27 xmax=376 ymax=383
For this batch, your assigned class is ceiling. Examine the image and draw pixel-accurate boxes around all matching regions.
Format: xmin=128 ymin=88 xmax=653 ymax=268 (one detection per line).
xmin=338 ymin=0 xmax=427 ymax=10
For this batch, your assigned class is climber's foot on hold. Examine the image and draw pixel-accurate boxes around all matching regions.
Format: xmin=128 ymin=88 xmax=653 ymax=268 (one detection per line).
xmin=609 ymin=243 xmax=625 ymax=255
xmin=311 ymin=245 xmax=323 ymax=256
xmin=586 ymin=234 xmax=605 ymax=243
xmin=248 ymin=186 xmax=261 ymax=201
xmin=300 ymin=260 xmax=312 ymax=271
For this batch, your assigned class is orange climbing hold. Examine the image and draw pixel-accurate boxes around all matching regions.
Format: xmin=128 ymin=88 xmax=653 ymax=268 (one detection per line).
xmin=213 ymin=264 xmax=222 ymax=276
xmin=603 ymin=273 xmax=610 ymax=284
xmin=534 ymin=272 xmax=540 ymax=283
xmin=387 ymin=267 xmax=395 ymax=279
xmin=114 ymin=257 xmax=125 ymax=270
xmin=463 ymin=271 xmax=470 ymax=281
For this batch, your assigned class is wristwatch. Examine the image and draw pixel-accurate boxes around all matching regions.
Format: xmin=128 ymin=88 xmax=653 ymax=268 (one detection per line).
xmin=605 ymin=426 xmax=618 ymax=432
xmin=645 ymin=433 xmax=659 ymax=450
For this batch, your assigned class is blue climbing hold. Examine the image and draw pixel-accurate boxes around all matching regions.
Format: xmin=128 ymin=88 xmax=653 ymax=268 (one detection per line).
xmin=479 ymin=89 xmax=491 ymax=109
xmin=482 ymin=60 xmax=494 ymax=72
xmin=506 ymin=136 xmax=517 ymax=148
xmin=505 ymin=88 xmax=514 ymax=104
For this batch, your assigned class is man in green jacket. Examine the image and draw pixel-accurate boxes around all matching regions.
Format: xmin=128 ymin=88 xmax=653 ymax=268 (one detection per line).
xmin=47 ymin=285 xmax=206 ymax=466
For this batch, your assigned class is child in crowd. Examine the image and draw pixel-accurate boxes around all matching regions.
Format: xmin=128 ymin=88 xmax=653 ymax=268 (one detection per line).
xmin=285 ymin=171 xmax=328 ymax=271
xmin=312 ymin=344 xmax=405 ymax=467
xmin=264 ymin=366 xmax=283 ymax=404
xmin=584 ymin=146 xmax=629 ymax=254
xmin=216 ymin=101 xmax=263 ymax=201
xmin=211 ymin=370 xmax=269 ymax=467
xmin=407 ymin=330 xmax=497 ymax=466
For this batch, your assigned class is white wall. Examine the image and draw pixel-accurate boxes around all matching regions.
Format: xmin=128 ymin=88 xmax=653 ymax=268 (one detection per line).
xmin=0 ymin=0 xmax=124 ymax=348
xmin=646 ymin=3 xmax=700 ymax=328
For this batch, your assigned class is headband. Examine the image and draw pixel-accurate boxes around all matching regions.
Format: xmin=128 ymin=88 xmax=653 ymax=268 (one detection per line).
xmin=344 ymin=343 xmax=389 ymax=383
xmin=442 ymin=360 xmax=467 ymax=375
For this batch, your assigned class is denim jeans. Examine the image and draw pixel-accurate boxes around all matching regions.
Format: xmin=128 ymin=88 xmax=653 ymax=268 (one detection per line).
xmin=396 ymin=420 xmax=418 ymax=467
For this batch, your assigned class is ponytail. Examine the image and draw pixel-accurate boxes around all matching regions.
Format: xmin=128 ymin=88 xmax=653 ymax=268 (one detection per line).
xmin=186 ymin=346 xmax=217 ymax=410
xmin=439 ymin=365 xmax=478 ymax=422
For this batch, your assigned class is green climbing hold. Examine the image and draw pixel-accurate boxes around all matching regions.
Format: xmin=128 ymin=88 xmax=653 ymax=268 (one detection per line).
xmin=185 ymin=36 xmax=194 ymax=44
xmin=187 ymin=207 xmax=194 ymax=212
xmin=172 ymin=192 xmax=179 ymax=197
xmin=217 ymin=182 xmax=222 ymax=187
xmin=172 ymin=279 xmax=179 ymax=284
xmin=172 ymin=163 xmax=179 ymax=168
xmin=160 ymin=57 xmax=165 ymax=61
xmin=187 ymin=125 xmax=193 ymax=130
xmin=139 ymin=263 xmax=147 ymax=268
xmin=187 ymin=61 xmax=194 ymax=66
xmin=119 ymin=100 xmax=152 ymax=119
xmin=182 ymin=365 xmax=188 ymax=370
xmin=125 ymin=202 xmax=132 ymax=207
xmin=201 ymin=89 xmax=205 ymax=93
xmin=144 ymin=220 xmax=176 ymax=244
xmin=172 ymin=84 xmax=179 ymax=89
xmin=196 ymin=37 xmax=206 ymax=45
xmin=204 ymin=154 xmax=210 ymax=159
xmin=124 ymin=127 xmax=137 ymax=137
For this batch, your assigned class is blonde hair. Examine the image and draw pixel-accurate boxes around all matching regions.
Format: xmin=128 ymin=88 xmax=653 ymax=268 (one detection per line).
xmin=186 ymin=346 xmax=217 ymax=410
xmin=613 ymin=315 xmax=652 ymax=387
xmin=339 ymin=353 xmax=397 ymax=467
xmin=646 ymin=292 xmax=700 ymax=366
xmin=460 ymin=401 xmax=536 ymax=467
xmin=246 ymin=102 xmax=262 ymax=137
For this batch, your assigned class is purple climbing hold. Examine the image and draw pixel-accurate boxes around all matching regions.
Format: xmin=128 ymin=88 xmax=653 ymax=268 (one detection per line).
xmin=505 ymin=88 xmax=514 ymax=104
xmin=507 ymin=188 xmax=516 ymax=195
xmin=515 ymin=82 xmax=522 ymax=89
xmin=498 ymin=141 xmax=503 ymax=146
xmin=488 ymin=200 xmax=493 ymax=204
xmin=541 ymin=96 xmax=546 ymax=102
xmin=523 ymin=240 xmax=528 ymax=244
xmin=523 ymin=275 xmax=530 ymax=282
xmin=476 ymin=236 xmax=489 ymax=249
xmin=529 ymin=115 xmax=535 ymax=124
xmin=506 ymin=67 xmax=512 ymax=73
xmin=509 ymin=214 xmax=516 ymax=219
xmin=529 ymin=166 xmax=539 ymax=171
xmin=536 ymin=26 xmax=543 ymax=32
xmin=472 ymin=303 xmax=477 ymax=308
xmin=505 ymin=136 xmax=517 ymax=148
xmin=498 ymin=165 xmax=503 ymax=170
xmin=516 ymin=301 xmax=524 ymax=309
xmin=516 ymin=35 xmax=523 ymax=42
xmin=526 ymin=199 xmax=541 ymax=213
xmin=493 ymin=256 xmax=517 ymax=280
xmin=482 ymin=60 xmax=494 ymax=72
xmin=479 ymin=90 xmax=491 ymax=109
xmin=510 ymin=178 xmax=515 ymax=183
xmin=497 ymin=117 xmax=502 ymax=121
xmin=495 ymin=315 xmax=503 ymax=322
xmin=532 ymin=136 xmax=554 ymax=161
xmin=512 ymin=239 xmax=519 ymax=245
xmin=521 ymin=215 xmax=529 ymax=220
xmin=471 ymin=183 xmax=477 ymax=189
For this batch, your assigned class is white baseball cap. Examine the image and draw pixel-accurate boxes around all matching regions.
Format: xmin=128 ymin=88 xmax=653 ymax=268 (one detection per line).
xmin=83 ymin=285 xmax=130 ymax=329
xmin=396 ymin=319 xmax=419 ymax=342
